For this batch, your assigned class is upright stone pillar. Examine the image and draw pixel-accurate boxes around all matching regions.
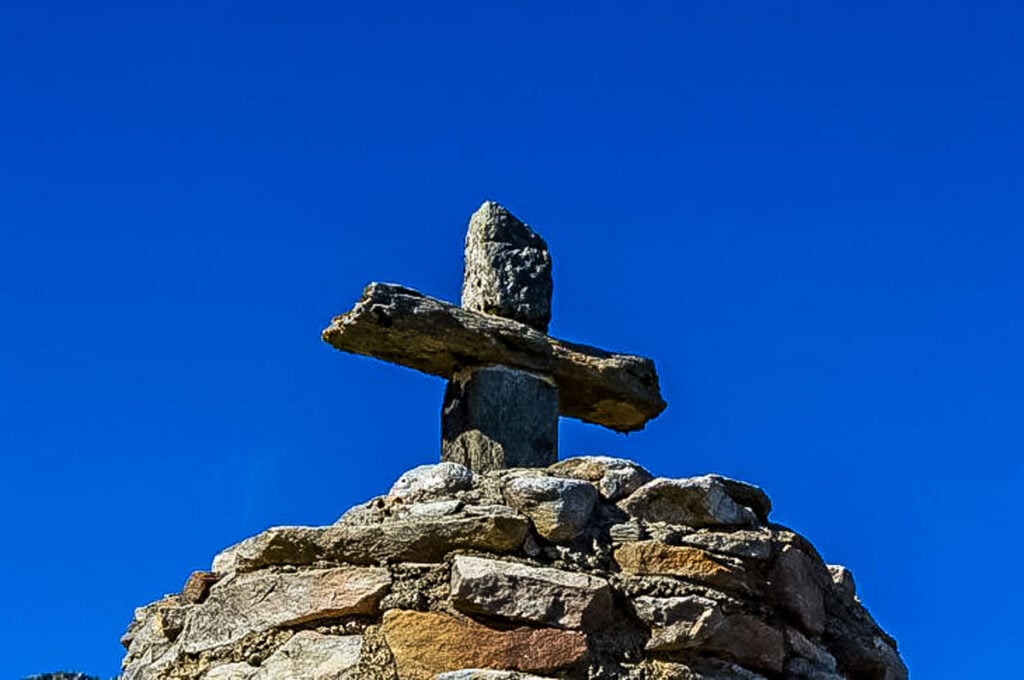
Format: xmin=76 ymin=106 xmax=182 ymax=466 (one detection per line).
xmin=442 ymin=202 xmax=559 ymax=471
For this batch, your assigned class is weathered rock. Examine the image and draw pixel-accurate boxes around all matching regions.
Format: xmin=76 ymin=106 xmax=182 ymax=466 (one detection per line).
xmin=212 ymin=526 xmax=323 ymax=573
xmin=321 ymin=283 xmax=666 ymax=432
xmin=183 ymin=567 xmax=389 ymax=653
xmin=202 ymin=632 xmax=363 ymax=679
xmin=770 ymin=547 xmax=827 ymax=636
xmin=502 ymin=475 xmax=598 ymax=542
xmin=461 ymin=201 xmax=553 ymax=332
xmin=182 ymin=570 xmax=220 ymax=604
xmin=614 ymin=541 xmax=756 ymax=595
xmin=828 ymin=564 xmax=857 ymax=599
xmin=784 ymin=657 xmax=844 ymax=679
xmin=675 ymin=529 xmax=773 ymax=561
xmin=259 ymin=631 xmax=364 ymax=679
xmin=442 ymin=367 xmax=558 ymax=471
xmin=214 ymin=510 xmax=529 ymax=572
xmin=632 ymin=594 xmax=718 ymax=628
xmin=451 ymin=555 xmax=613 ymax=629
xmin=608 ymin=521 xmax=645 ymax=543
xmin=648 ymin=611 xmax=784 ymax=675
xmin=548 ymin=456 xmax=654 ymax=501
xmin=785 ymin=626 xmax=838 ymax=673
xmin=388 ymin=462 xmax=475 ymax=503
xmin=619 ymin=476 xmax=764 ymax=528
xmin=381 ymin=610 xmax=587 ymax=679
xmin=321 ymin=511 xmax=529 ymax=563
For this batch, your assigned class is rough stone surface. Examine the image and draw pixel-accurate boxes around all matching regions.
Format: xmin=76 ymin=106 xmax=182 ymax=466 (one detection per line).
xmin=388 ymin=462 xmax=475 ymax=503
xmin=183 ymin=567 xmax=390 ymax=653
xmin=382 ymin=610 xmax=587 ymax=679
xmin=548 ymin=455 xmax=654 ymax=501
xmin=442 ymin=367 xmax=558 ymax=472
xmin=322 ymin=282 xmax=666 ymax=432
xmin=770 ymin=546 xmax=827 ymax=636
xmin=615 ymin=541 xmax=756 ymax=595
xmin=461 ymin=201 xmax=553 ymax=332
xmin=619 ymin=476 xmax=764 ymax=528
xmin=122 ymin=456 xmax=906 ymax=680
xmin=502 ymin=475 xmax=598 ymax=542
xmin=451 ymin=555 xmax=613 ymax=629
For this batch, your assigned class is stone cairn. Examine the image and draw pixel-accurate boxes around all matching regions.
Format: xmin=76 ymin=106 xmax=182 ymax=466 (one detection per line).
xmin=121 ymin=203 xmax=907 ymax=679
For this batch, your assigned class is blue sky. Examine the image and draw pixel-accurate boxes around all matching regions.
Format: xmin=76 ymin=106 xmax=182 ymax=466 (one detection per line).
xmin=1 ymin=2 xmax=1021 ymax=677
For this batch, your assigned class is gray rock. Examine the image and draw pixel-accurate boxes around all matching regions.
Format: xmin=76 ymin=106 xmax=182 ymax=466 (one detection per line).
xmin=394 ymin=499 xmax=464 ymax=519
xmin=608 ymin=520 xmax=645 ymax=543
xmin=619 ymin=476 xmax=761 ymax=528
xmin=212 ymin=526 xmax=323 ymax=573
xmin=258 ymin=631 xmax=363 ymax=679
xmin=502 ymin=475 xmax=598 ymax=542
xmin=649 ymin=659 xmax=769 ymax=680
xmin=548 ymin=456 xmax=654 ymax=501
xmin=785 ymin=626 xmax=838 ymax=672
xmin=675 ymin=529 xmax=773 ymax=560
xmin=828 ymin=564 xmax=857 ymax=599
xmin=183 ymin=567 xmax=389 ymax=654
xmin=451 ymin=555 xmax=613 ymax=630
xmin=632 ymin=594 xmax=717 ymax=628
xmin=442 ymin=366 xmax=558 ymax=472
xmin=784 ymin=657 xmax=844 ymax=680
xmin=708 ymin=475 xmax=771 ymax=523
xmin=388 ymin=462 xmax=475 ymax=503
xmin=461 ymin=201 xmax=552 ymax=332
xmin=770 ymin=547 xmax=827 ymax=636
xmin=649 ymin=611 xmax=784 ymax=675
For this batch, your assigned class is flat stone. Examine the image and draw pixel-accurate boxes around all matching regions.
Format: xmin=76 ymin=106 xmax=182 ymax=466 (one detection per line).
xmin=322 ymin=283 xmax=666 ymax=432
xmin=502 ymin=475 xmax=598 ymax=542
xmin=632 ymin=594 xmax=718 ymax=628
xmin=182 ymin=567 xmax=389 ymax=653
xmin=213 ymin=511 xmax=528 ymax=572
xmin=451 ymin=555 xmax=613 ymax=630
xmin=619 ymin=476 xmax=762 ymax=528
xmin=381 ymin=610 xmax=587 ymax=679
xmin=442 ymin=367 xmax=558 ymax=472
xmin=259 ymin=631 xmax=363 ymax=679
xmin=202 ymin=632 xmax=363 ymax=679
xmin=614 ymin=541 xmax=756 ymax=595
xmin=388 ymin=462 xmax=475 ymax=503
xmin=784 ymin=657 xmax=844 ymax=679
xmin=320 ymin=511 xmax=529 ymax=563
xmin=675 ymin=529 xmax=773 ymax=561
xmin=548 ymin=456 xmax=654 ymax=501
xmin=212 ymin=526 xmax=323 ymax=573
xmin=769 ymin=547 xmax=826 ymax=636
xmin=461 ymin=201 xmax=553 ymax=332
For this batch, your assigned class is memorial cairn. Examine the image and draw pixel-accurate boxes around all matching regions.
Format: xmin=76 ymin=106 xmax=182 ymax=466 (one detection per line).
xmin=122 ymin=203 xmax=907 ymax=680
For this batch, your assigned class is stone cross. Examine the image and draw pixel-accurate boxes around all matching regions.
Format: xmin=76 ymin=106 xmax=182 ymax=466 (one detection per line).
xmin=322 ymin=201 xmax=666 ymax=472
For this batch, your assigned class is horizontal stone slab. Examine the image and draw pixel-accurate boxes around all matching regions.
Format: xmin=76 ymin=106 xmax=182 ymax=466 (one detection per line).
xmin=322 ymin=283 xmax=666 ymax=432
xmin=382 ymin=610 xmax=587 ymax=679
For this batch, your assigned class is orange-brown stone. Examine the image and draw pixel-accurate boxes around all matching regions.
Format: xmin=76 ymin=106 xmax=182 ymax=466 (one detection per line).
xmin=614 ymin=541 xmax=756 ymax=594
xmin=381 ymin=609 xmax=588 ymax=679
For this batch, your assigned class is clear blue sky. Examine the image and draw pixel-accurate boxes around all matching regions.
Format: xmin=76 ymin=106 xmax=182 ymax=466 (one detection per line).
xmin=1 ymin=2 xmax=1020 ymax=677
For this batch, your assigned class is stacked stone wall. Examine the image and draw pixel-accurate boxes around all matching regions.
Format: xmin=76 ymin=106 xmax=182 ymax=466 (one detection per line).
xmin=121 ymin=457 xmax=906 ymax=679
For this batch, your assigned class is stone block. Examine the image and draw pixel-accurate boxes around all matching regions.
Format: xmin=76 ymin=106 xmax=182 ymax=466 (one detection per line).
xmin=442 ymin=367 xmax=558 ymax=472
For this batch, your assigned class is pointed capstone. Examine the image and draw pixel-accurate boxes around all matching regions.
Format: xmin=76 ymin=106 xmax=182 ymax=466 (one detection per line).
xmin=462 ymin=201 xmax=553 ymax=332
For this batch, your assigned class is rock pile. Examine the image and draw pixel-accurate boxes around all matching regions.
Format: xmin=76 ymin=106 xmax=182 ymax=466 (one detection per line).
xmin=121 ymin=456 xmax=906 ymax=679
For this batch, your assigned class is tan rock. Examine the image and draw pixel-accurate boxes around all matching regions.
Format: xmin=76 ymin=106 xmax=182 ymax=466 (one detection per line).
xmin=381 ymin=610 xmax=587 ymax=679
xmin=614 ymin=541 xmax=756 ymax=595
xmin=182 ymin=570 xmax=220 ymax=604
xmin=184 ymin=567 xmax=390 ymax=653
